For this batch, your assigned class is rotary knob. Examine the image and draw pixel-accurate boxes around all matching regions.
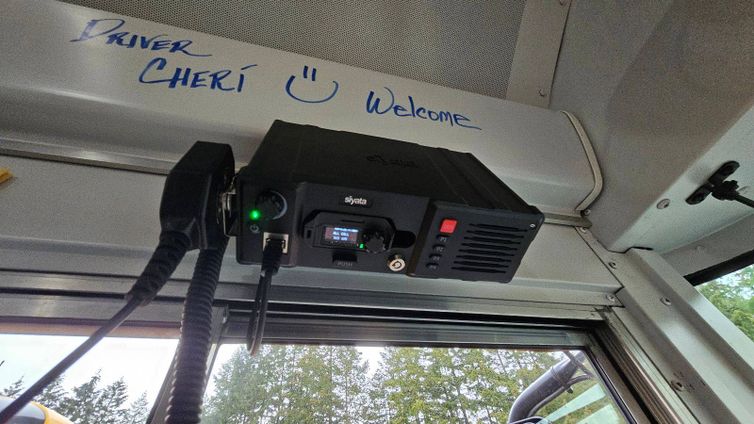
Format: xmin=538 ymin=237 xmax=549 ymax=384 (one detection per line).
xmin=361 ymin=231 xmax=387 ymax=253
xmin=254 ymin=191 xmax=287 ymax=220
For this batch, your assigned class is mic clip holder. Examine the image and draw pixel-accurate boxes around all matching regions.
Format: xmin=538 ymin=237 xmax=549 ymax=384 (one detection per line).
xmin=686 ymin=161 xmax=754 ymax=210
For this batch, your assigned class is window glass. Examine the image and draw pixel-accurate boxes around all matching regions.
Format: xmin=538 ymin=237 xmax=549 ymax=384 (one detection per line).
xmin=0 ymin=334 xmax=177 ymax=423
xmin=697 ymin=264 xmax=754 ymax=341
xmin=203 ymin=344 xmax=628 ymax=424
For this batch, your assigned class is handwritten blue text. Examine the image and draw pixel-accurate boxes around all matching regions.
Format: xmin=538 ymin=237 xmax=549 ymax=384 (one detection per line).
xmin=71 ymin=19 xmax=211 ymax=57
xmin=138 ymin=57 xmax=256 ymax=92
xmin=366 ymin=87 xmax=481 ymax=130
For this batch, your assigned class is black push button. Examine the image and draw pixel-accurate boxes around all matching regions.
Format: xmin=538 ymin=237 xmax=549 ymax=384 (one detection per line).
xmin=429 ymin=254 xmax=442 ymax=261
xmin=432 ymin=244 xmax=445 ymax=253
xmin=436 ymin=235 xmax=449 ymax=243
xmin=426 ymin=263 xmax=439 ymax=270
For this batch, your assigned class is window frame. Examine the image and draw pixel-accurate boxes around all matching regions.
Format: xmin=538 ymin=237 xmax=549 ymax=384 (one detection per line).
xmin=207 ymin=315 xmax=648 ymax=424
xmin=685 ymin=248 xmax=754 ymax=285
xmin=0 ymin=271 xmax=652 ymax=423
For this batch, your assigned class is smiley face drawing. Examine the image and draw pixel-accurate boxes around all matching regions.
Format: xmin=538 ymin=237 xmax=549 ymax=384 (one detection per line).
xmin=285 ymin=65 xmax=339 ymax=104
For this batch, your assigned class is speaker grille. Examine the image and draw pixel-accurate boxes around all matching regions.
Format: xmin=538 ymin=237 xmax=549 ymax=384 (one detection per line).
xmin=451 ymin=223 xmax=527 ymax=274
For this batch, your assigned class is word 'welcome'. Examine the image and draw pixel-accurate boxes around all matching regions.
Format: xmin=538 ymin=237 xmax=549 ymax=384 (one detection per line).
xmin=366 ymin=87 xmax=481 ymax=131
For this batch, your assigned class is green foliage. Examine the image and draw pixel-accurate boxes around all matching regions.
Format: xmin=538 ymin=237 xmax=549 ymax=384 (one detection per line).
xmin=203 ymin=345 xmax=371 ymax=424
xmin=60 ymin=371 xmax=103 ymax=423
xmin=3 ymin=344 xmax=627 ymax=423
xmin=0 ymin=371 xmax=151 ymax=424
xmin=123 ymin=392 xmax=150 ymax=424
xmin=367 ymin=348 xmax=605 ymax=424
xmin=0 ymin=377 xmax=25 ymax=397
xmin=699 ymin=265 xmax=754 ymax=341
xmin=36 ymin=377 xmax=68 ymax=412
xmin=92 ymin=377 xmax=130 ymax=424
xmin=204 ymin=346 xmax=621 ymax=424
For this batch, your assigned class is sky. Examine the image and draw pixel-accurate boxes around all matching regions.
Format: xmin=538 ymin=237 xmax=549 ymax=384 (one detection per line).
xmin=0 ymin=335 xmax=177 ymax=406
xmin=0 ymin=335 xmax=386 ymax=410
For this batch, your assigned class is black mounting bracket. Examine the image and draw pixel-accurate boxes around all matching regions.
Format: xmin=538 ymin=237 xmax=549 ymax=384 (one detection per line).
xmin=686 ymin=161 xmax=754 ymax=209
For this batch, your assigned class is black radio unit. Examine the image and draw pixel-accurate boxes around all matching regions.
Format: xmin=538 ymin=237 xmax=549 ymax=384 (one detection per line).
xmin=235 ymin=121 xmax=543 ymax=283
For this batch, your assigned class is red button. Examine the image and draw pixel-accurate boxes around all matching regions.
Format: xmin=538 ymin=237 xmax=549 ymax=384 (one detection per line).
xmin=439 ymin=218 xmax=457 ymax=234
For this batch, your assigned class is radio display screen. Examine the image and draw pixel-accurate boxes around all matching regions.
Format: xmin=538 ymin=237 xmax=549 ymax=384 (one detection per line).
xmin=322 ymin=226 xmax=361 ymax=247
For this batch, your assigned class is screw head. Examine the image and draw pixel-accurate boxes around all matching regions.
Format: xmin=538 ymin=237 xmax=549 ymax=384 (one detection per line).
xmin=578 ymin=227 xmax=588 ymax=233
xmin=538 ymin=88 xmax=548 ymax=97
xmin=661 ymin=297 xmax=672 ymax=306
xmin=656 ymin=199 xmax=671 ymax=209
xmin=606 ymin=294 xmax=617 ymax=302
xmin=529 ymin=223 xmax=536 ymax=228
xmin=582 ymin=209 xmax=591 ymax=216
xmin=249 ymin=224 xmax=261 ymax=234
xmin=671 ymin=380 xmax=685 ymax=391
xmin=608 ymin=261 xmax=617 ymax=269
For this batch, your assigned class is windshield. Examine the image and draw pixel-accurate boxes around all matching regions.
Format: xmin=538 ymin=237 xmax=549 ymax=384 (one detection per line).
xmin=1 ymin=334 xmax=629 ymax=423
xmin=698 ymin=264 xmax=754 ymax=342
xmin=202 ymin=345 xmax=628 ymax=424
xmin=0 ymin=334 xmax=177 ymax=423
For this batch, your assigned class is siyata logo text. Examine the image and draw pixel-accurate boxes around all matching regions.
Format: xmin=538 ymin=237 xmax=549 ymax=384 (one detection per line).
xmin=343 ymin=195 xmax=369 ymax=207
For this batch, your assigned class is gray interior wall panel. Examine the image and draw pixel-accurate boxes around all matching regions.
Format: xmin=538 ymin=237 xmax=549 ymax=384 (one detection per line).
xmin=61 ymin=0 xmax=526 ymax=99
xmin=505 ymin=0 xmax=570 ymax=107
xmin=663 ymin=214 xmax=754 ymax=276
xmin=0 ymin=0 xmax=598 ymax=217
xmin=550 ymin=0 xmax=754 ymax=253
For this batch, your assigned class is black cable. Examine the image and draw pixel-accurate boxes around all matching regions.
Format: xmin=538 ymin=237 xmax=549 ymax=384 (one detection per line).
xmin=731 ymin=193 xmax=754 ymax=208
xmin=0 ymin=141 xmax=234 ymax=423
xmin=524 ymin=374 xmax=593 ymax=420
xmin=565 ymin=374 xmax=593 ymax=387
xmin=564 ymin=351 xmax=592 ymax=378
xmin=0 ymin=299 xmax=140 ymax=423
xmin=165 ymin=240 xmax=228 ymax=424
xmin=247 ymin=272 xmax=273 ymax=356
xmin=247 ymin=238 xmax=285 ymax=356
xmin=127 ymin=232 xmax=192 ymax=305
xmin=0 ymin=232 xmax=190 ymax=424
xmin=508 ymin=417 xmax=548 ymax=424
xmin=508 ymin=352 xmax=589 ymax=423
xmin=686 ymin=248 xmax=754 ymax=285
xmin=711 ymin=180 xmax=754 ymax=210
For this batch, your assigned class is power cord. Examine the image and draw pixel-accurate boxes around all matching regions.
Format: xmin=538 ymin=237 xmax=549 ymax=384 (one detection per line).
xmin=0 ymin=231 xmax=191 ymax=423
xmin=0 ymin=298 xmax=140 ymax=423
xmin=247 ymin=238 xmax=285 ymax=355
xmin=165 ymin=240 xmax=228 ymax=424
xmin=0 ymin=141 xmax=234 ymax=424
xmin=127 ymin=232 xmax=192 ymax=305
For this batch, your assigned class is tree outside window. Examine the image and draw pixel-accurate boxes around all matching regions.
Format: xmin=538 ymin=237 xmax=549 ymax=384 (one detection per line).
xmin=698 ymin=265 xmax=754 ymax=341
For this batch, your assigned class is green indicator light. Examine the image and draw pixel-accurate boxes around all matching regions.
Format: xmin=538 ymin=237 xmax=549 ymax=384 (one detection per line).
xmin=359 ymin=243 xmax=365 ymax=249
xmin=249 ymin=209 xmax=261 ymax=220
